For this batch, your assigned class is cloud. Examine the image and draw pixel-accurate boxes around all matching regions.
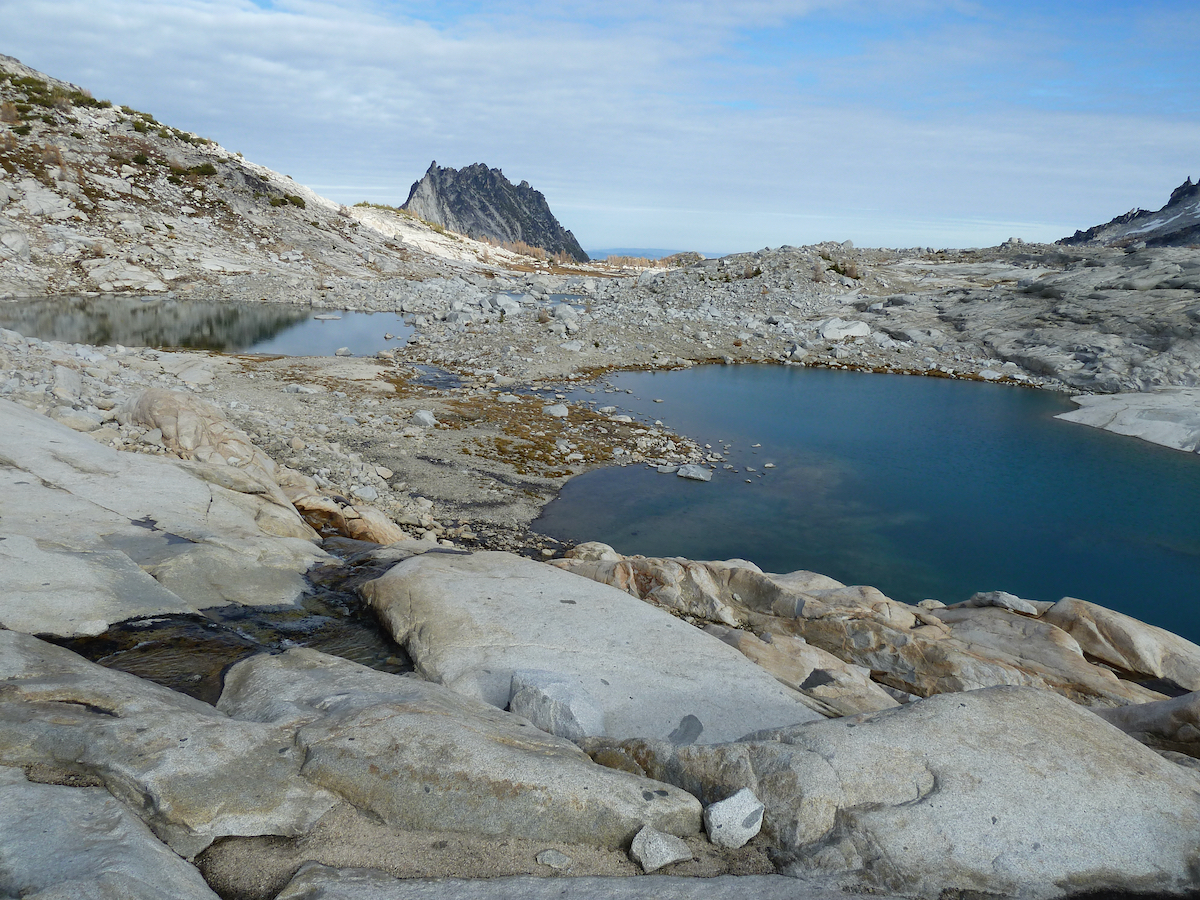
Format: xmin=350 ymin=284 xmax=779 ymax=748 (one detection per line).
xmin=4 ymin=0 xmax=1199 ymax=249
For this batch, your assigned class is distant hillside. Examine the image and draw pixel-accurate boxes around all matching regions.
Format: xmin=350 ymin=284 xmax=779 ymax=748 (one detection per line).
xmin=1060 ymin=177 xmax=1200 ymax=248
xmin=0 ymin=55 xmax=526 ymax=303
xmin=402 ymin=162 xmax=589 ymax=263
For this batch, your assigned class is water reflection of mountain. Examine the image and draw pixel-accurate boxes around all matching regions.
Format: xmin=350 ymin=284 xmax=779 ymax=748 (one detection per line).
xmin=0 ymin=297 xmax=310 ymax=352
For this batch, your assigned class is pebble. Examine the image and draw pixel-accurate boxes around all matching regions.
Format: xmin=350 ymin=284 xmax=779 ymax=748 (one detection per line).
xmin=535 ymin=849 xmax=573 ymax=870
xmin=629 ymin=826 xmax=692 ymax=873
xmin=703 ymin=787 xmax=764 ymax=849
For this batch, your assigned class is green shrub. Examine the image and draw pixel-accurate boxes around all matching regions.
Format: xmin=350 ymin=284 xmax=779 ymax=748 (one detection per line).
xmin=285 ymin=194 xmax=305 ymax=208
xmin=132 ymin=120 xmax=148 ymax=133
xmin=189 ymin=162 xmax=217 ymax=176
xmin=269 ymin=197 xmax=284 ymax=207
xmin=12 ymin=124 xmax=31 ymax=136
xmin=132 ymin=153 xmax=149 ymax=165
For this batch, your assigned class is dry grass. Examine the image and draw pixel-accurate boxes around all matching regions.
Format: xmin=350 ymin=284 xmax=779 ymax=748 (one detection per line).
xmin=443 ymin=392 xmax=647 ymax=479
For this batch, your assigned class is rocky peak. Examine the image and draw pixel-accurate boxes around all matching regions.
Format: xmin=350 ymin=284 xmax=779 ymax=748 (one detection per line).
xmin=402 ymin=161 xmax=589 ymax=263
xmin=1060 ymin=175 xmax=1200 ymax=248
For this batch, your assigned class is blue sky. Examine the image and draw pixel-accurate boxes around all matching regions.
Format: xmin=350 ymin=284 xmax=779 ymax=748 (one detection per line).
xmin=4 ymin=0 xmax=1198 ymax=251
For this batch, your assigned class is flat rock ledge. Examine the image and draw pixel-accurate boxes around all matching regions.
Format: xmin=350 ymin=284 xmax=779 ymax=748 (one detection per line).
xmin=1057 ymin=387 xmax=1200 ymax=453
xmin=362 ymin=550 xmax=824 ymax=744
xmin=274 ymin=866 xmax=878 ymax=900
xmin=582 ymin=686 xmax=1200 ymax=900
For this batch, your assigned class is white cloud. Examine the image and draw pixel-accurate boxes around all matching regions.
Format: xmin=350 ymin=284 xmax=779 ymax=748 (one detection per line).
xmin=5 ymin=0 xmax=1199 ymax=249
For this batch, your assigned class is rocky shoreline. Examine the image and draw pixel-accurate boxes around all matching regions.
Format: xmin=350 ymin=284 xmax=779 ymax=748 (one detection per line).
xmin=4 ymin=52 xmax=1200 ymax=900
xmin=2 ymin=361 xmax=1200 ymax=898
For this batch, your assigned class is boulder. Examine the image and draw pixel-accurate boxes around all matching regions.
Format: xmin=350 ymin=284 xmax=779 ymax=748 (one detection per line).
xmin=629 ymin=826 xmax=692 ymax=873
xmin=362 ymin=551 xmax=824 ymax=743
xmin=817 ymin=318 xmax=870 ymax=341
xmin=1095 ymin=690 xmax=1200 ymax=758
xmin=118 ymin=388 xmax=287 ymax=502
xmin=676 ymin=464 xmax=711 ymax=482
xmin=586 ymin=686 xmax=1200 ymax=899
xmin=0 ymin=766 xmax=221 ymax=900
xmin=555 ymin=550 xmax=1165 ymax=708
xmin=0 ymin=632 xmax=338 ymax=858
xmin=216 ymin=648 xmax=700 ymax=848
xmin=0 ymin=398 xmax=325 ymax=636
xmin=702 ymin=787 xmax=764 ymax=849
xmin=1041 ymin=596 xmax=1200 ymax=691
xmin=703 ymin=625 xmax=898 ymax=717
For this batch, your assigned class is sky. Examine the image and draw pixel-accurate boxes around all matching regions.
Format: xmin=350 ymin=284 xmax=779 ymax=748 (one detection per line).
xmin=3 ymin=0 xmax=1199 ymax=252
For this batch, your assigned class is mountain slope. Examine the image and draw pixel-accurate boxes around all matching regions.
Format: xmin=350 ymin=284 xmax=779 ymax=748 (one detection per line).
xmin=1060 ymin=178 xmax=1200 ymax=248
xmin=402 ymin=161 xmax=588 ymax=263
xmin=0 ymin=55 xmax=536 ymax=304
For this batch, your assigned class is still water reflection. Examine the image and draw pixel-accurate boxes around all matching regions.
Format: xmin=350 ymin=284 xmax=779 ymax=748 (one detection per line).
xmin=0 ymin=296 xmax=412 ymax=356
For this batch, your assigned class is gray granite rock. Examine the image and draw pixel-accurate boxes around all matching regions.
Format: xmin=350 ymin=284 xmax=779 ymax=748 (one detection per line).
xmin=362 ymin=551 xmax=822 ymax=744
xmin=629 ymin=826 xmax=692 ymax=873
xmin=1056 ymin=388 xmax=1200 ymax=453
xmin=217 ymin=647 xmax=700 ymax=848
xmin=589 ymin=686 xmax=1200 ymax=899
xmin=0 ymin=766 xmax=221 ymax=900
xmin=1095 ymin=690 xmax=1200 ymax=758
xmin=0 ymin=398 xmax=326 ymax=636
xmin=0 ymin=631 xmax=338 ymax=858
xmin=509 ymin=669 xmax=605 ymax=741
xmin=702 ymin=787 xmax=764 ymax=849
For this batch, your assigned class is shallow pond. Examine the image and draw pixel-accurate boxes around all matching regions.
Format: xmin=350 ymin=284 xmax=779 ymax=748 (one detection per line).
xmin=535 ymin=365 xmax=1200 ymax=643
xmin=0 ymin=295 xmax=413 ymax=356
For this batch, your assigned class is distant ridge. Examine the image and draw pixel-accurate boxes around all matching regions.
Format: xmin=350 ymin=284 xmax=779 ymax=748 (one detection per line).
xmin=402 ymin=162 xmax=588 ymax=263
xmin=1059 ymin=177 xmax=1200 ymax=248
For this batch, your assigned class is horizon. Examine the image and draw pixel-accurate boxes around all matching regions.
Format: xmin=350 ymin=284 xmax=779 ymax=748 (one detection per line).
xmin=4 ymin=1 xmax=1198 ymax=252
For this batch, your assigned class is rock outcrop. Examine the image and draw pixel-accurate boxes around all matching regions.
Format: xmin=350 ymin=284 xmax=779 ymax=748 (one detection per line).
xmin=402 ymin=161 xmax=589 ymax=262
xmin=362 ymin=550 xmax=825 ymax=743
xmin=1061 ymin=176 xmax=1200 ymax=248
xmin=552 ymin=545 xmax=1184 ymax=708
xmin=583 ymin=687 xmax=1200 ymax=900
xmin=217 ymin=648 xmax=701 ymax=848
xmin=0 ymin=395 xmax=325 ymax=635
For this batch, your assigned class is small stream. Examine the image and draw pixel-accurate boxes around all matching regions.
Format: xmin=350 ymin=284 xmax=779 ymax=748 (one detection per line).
xmin=47 ymin=538 xmax=415 ymax=705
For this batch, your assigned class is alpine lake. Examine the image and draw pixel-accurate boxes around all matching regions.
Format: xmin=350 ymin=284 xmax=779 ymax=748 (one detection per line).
xmin=5 ymin=294 xmax=1198 ymax=649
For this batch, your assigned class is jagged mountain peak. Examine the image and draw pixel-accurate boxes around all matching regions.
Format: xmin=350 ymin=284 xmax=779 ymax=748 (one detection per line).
xmin=402 ymin=161 xmax=588 ymax=263
xmin=1060 ymin=176 xmax=1200 ymax=248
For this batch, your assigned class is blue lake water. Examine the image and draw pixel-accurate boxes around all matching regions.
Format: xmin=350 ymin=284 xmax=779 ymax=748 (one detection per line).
xmin=534 ymin=365 xmax=1200 ymax=643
